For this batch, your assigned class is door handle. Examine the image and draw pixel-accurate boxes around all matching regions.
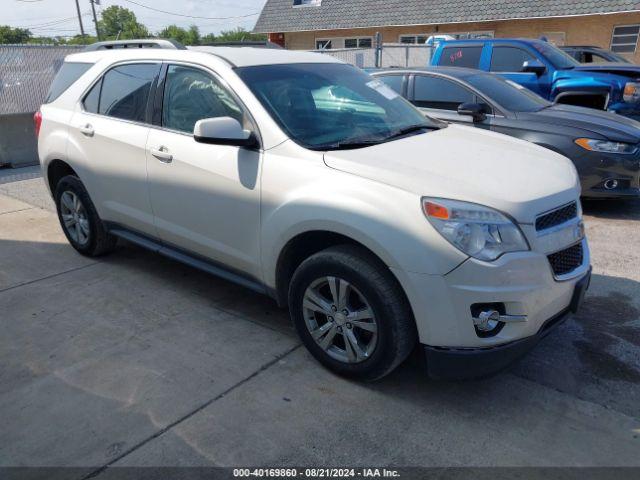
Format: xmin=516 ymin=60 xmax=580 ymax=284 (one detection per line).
xmin=79 ymin=124 xmax=94 ymax=137
xmin=151 ymin=146 xmax=173 ymax=163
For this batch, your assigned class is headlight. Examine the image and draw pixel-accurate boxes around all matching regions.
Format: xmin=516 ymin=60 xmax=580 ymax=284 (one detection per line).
xmin=422 ymin=198 xmax=529 ymax=261
xmin=575 ymin=138 xmax=637 ymax=155
xmin=623 ymin=82 xmax=640 ymax=102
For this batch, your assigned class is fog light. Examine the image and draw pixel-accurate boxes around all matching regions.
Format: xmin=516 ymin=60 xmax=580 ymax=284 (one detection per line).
xmin=604 ymin=179 xmax=619 ymax=190
xmin=474 ymin=310 xmax=501 ymax=332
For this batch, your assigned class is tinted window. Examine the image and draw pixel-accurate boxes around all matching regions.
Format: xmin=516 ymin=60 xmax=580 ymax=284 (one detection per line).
xmin=236 ymin=63 xmax=442 ymax=150
xmin=45 ymin=62 xmax=92 ymax=103
xmin=465 ymin=74 xmax=551 ymax=112
xmin=439 ymin=46 xmax=482 ymax=68
xmin=83 ymin=78 xmax=101 ymax=113
xmin=162 ymin=65 xmax=245 ymax=134
xmin=413 ymin=75 xmax=474 ymax=110
xmin=377 ymin=75 xmax=404 ymax=95
xmin=531 ymin=42 xmax=578 ymax=69
xmin=99 ymin=63 xmax=160 ymax=122
xmin=490 ymin=46 xmax=536 ymax=72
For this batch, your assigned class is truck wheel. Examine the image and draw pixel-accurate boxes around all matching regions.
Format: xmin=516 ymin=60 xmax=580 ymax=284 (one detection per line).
xmin=54 ymin=175 xmax=117 ymax=257
xmin=288 ymin=245 xmax=417 ymax=381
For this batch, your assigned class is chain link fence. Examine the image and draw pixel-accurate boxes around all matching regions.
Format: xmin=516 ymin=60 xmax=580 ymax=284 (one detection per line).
xmin=313 ymin=43 xmax=433 ymax=69
xmin=0 ymin=45 xmax=84 ymax=115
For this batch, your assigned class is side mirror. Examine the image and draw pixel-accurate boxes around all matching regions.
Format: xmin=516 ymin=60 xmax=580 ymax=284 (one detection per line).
xmin=457 ymin=103 xmax=486 ymax=122
xmin=522 ymin=59 xmax=546 ymax=76
xmin=194 ymin=117 xmax=257 ymax=148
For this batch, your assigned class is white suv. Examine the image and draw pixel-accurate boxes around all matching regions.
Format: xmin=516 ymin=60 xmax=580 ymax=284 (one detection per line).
xmin=36 ymin=43 xmax=591 ymax=380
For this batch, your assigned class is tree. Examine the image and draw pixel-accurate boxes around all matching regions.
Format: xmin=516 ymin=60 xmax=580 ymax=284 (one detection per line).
xmin=157 ymin=24 xmax=200 ymax=45
xmin=201 ymin=27 xmax=266 ymax=44
xmin=98 ymin=6 xmax=148 ymax=40
xmin=0 ymin=25 xmax=32 ymax=44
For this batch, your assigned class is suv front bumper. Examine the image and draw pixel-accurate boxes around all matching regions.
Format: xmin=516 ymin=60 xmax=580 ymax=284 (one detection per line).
xmin=423 ymin=267 xmax=591 ymax=380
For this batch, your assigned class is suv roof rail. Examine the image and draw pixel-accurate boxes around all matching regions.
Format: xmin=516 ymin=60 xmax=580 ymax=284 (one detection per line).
xmin=199 ymin=40 xmax=283 ymax=49
xmin=84 ymin=39 xmax=186 ymax=51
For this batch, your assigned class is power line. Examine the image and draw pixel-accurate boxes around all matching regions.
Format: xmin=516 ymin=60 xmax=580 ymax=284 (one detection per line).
xmin=119 ymin=0 xmax=260 ymax=20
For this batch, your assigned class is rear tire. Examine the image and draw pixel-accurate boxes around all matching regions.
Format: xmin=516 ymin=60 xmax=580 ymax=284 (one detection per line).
xmin=54 ymin=175 xmax=117 ymax=257
xmin=288 ymin=244 xmax=417 ymax=381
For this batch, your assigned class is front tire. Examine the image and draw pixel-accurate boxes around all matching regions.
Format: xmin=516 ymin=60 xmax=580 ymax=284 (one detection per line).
xmin=288 ymin=245 xmax=417 ymax=381
xmin=54 ymin=175 xmax=117 ymax=257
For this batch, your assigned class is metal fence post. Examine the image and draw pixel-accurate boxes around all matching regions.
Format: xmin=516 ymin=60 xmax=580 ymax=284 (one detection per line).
xmin=375 ymin=32 xmax=382 ymax=68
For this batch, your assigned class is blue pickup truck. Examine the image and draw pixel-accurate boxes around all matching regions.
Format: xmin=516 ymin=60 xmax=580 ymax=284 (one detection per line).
xmin=431 ymin=38 xmax=640 ymax=119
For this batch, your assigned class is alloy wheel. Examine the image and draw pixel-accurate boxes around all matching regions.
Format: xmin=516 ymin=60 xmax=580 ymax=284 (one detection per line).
xmin=60 ymin=191 xmax=90 ymax=246
xmin=302 ymin=276 xmax=378 ymax=364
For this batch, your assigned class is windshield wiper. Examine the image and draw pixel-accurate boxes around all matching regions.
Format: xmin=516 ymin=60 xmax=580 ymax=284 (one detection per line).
xmin=383 ymin=124 xmax=434 ymax=141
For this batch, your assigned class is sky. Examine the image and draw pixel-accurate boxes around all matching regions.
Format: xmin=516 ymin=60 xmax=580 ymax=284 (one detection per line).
xmin=1 ymin=0 xmax=267 ymax=37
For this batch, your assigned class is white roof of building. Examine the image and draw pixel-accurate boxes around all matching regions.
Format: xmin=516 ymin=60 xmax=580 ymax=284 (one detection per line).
xmin=65 ymin=46 xmax=341 ymax=67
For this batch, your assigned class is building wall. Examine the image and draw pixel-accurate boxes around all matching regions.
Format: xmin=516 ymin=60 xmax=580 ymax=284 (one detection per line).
xmin=281 ymin=12 xmax=640 ymax=62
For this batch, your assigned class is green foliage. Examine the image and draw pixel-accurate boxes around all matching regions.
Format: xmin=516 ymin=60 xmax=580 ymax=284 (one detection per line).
xmin=201 ymin=27 xmax=267 ymax=44
xmin=0 ymin=25 xmax=32 ymax=44
xmin=157 ymin=24 xmax=200 ymax=45
xmin=98 ymin=5 xmax=149 ymax=40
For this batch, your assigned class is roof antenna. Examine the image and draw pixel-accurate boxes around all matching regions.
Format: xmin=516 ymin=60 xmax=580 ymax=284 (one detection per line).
xmin=539 ymin=35 xmax=549 ymax=42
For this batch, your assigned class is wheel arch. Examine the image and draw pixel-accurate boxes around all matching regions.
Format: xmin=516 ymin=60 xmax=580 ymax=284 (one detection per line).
xmin=273 ymin=229 xmax=404 ymax=309
xmin=47 ymin=159 xmax=79 ymax=194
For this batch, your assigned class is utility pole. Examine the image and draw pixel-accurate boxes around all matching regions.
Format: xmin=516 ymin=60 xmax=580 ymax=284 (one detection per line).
xmin=90 ymin=0 xmax=101 ymax=41
xmin=74 ymin=0 xmax=86 ymax=37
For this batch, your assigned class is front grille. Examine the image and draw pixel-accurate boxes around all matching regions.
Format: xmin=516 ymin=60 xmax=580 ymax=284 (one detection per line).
xmin=536 ymin=202 xmax=578 ymax=231
xmin=548 ymin=242 xmax=584 ymax=276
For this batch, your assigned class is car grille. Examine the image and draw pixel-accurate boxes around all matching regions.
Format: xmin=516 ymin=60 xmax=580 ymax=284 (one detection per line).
xmin=535 ymin=202 xmax=578 ymax=231
xmin=548 ymin=242 xmax=584 ymax=276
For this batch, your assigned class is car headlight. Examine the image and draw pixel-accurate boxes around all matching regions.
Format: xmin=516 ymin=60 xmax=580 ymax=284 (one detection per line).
xmin=422 ymin=198 xmax=529 ymax=261
xmin=575 ymin=138 xmax=637 ymax=154
xmin=623 ymin=82 xmax=640 ymax=103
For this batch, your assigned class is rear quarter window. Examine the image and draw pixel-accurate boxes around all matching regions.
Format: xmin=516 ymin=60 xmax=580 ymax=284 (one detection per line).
xmin=44 ymin=62 xmax=93 ymax=103
xmin=439 ymin=46 xmax=483 ymax=68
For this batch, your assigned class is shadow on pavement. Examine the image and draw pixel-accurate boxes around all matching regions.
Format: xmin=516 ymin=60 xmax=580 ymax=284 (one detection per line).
xmin=582 ymin=197 xmax=640 ymax=220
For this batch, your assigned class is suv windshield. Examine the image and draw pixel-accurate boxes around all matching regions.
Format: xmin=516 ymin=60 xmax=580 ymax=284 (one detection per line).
xmin=465 ymin=73 xmax=551 ymax=112
xmin=531 ymin=42 xmax=579 ymax=70
xmin=235 ymin=63 xmax=443 ymax=150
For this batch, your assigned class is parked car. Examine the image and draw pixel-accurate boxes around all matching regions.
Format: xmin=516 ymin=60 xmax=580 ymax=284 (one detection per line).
xmin=431 ymin=38 xmax=640 ymax=119
xmin=371 ymin=67 xmax=640 ymax=199
xmin=36 ymin=42 xmax=591 ymax=380
xmin=561 ymin=45 xmax=632 ymax=64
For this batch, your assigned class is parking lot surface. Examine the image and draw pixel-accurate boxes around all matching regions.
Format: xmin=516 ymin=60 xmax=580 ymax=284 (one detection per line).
xmin=1 ymin=169 xmax=639 ymax=472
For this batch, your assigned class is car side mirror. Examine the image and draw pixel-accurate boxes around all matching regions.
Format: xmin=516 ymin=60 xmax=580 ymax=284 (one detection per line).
xmin=522 ymin=59 xmax=546 ymax=76
xmin=457 ymin=103 xmax=487 ymax=122
xmin=193 ymin=117 xmax=257 ymax=148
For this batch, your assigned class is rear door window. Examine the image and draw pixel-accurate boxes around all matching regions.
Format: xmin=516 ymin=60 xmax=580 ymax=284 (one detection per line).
xmin=413 ymin=75 xmax=474 ymax=110
xmin=490 ymin=46 xmax=536 ymax=72
xmin=439 ymin=46 xmax=483 ymax=68
xmin=83 ymin=78 xmax=101 ymax=113
xmin=98 ymin=63 xmax=160 ymax=122
xmin=44 ymin=62 xmax=93 ymax=103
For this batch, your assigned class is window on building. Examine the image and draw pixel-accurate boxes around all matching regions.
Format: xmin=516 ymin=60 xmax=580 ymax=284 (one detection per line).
xmin=490 ymin=46 xmax=537 ymax=72
xmin=316 ymin=39 xmax=332 ymax=50
xmin=439 ymin=46 xmax=483 ymax=68
xmin=413 ymin=75 xmax=474 ymax=110
xmin=97 ymin=63 xmax=160 ymax=122
xmin=399 ymin=35 xmax=429 ymax=44
xmin=344 ymin=37 xmax=372 ymax=48
xmin=293 ymin=0 xmax=321 ymax=6
xmin=611 ymin=25 xmax=640 ymax=53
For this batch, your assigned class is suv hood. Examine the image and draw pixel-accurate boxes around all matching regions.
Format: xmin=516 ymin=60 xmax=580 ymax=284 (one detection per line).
xmin=521 ymin=103 xmax=640 ymax=143
xmin=323 ymin=125 xmax=579 ymax=224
